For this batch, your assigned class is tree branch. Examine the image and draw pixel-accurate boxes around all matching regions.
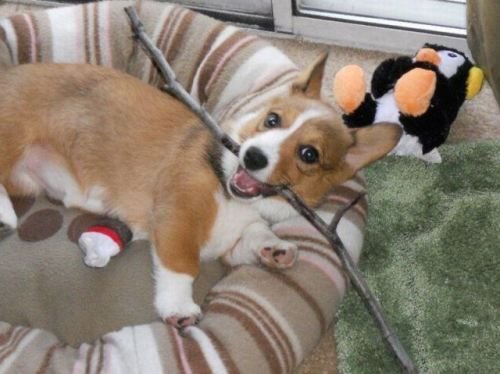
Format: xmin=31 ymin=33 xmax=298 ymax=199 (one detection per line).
xmin=124 ymin=7 xmax=416 ymax=373
xmin=329 ymin=191 xmax=366 ymax=232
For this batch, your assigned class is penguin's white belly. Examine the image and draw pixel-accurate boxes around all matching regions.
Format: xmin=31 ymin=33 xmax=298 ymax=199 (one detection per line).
xmin=374 ymin=92 xmax=401 ymax=124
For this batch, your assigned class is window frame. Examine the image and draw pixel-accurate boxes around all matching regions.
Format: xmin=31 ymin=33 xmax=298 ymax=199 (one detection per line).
xmin=271 ymin=0 xmax=469 ymax=55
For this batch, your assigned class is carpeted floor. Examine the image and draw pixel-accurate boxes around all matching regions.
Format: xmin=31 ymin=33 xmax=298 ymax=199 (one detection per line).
xmin=336 ymin=140 xmax=500 ymax=373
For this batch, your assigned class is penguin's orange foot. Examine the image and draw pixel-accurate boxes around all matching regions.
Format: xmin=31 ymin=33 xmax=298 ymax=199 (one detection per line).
xmin=333 ymin=65 xmax=367 ymax=114
xmin=395 ymin=68 xmax=436 ymax=116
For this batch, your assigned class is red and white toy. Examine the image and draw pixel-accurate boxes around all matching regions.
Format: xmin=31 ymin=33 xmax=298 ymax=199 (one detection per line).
xmin=78 ymin=220 xmax=132 ymax=267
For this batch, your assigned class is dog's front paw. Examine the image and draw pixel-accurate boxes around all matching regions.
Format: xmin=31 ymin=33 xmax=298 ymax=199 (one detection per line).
xmin=0 ymin=209 xmax=17 ymax=237
xmin=259 ymin=239 xmax=298 ymax=269
xmin=0 ymin=186 xmax=17 ymax=237
xmin=155 ymin=296 xmax=202 ymax=329
xmin=78 ymin=232 xmax=120 ymax=268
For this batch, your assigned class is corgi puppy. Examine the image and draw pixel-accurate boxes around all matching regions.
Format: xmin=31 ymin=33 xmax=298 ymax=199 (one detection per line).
xmin=0 ymin=54 xmax=401 ymax=328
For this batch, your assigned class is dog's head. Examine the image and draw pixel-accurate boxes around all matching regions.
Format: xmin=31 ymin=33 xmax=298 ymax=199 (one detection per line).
xmin=225 ymin=53 xmax=402 ymax=206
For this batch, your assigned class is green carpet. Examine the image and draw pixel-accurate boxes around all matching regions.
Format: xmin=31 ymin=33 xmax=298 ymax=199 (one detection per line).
xmin=336 ymin=140 xmax=500 ymax=373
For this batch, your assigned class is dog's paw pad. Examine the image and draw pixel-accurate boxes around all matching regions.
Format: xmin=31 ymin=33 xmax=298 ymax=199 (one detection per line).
xmin=166 ymin=314 xmax=201 ymax=329
xmin=156 ymin=296 xmax=202 ymax=329
xmin=259 ymin=242 xmax=298 ymax=269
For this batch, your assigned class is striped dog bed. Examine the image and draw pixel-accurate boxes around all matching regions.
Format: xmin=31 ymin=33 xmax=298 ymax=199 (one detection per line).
xmin=0 ymin=1 xmax=367 ymax=372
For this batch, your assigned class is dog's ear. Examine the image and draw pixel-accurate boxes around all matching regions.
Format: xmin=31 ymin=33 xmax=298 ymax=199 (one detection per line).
xmin=342 ymin=123 xmax=402 ymax=174
xmin=292 ymin=52 xmax=328 ymax=99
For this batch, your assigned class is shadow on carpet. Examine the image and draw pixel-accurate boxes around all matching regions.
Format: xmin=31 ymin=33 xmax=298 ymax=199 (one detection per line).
xmin=336 ymin=140 xmax=500 ymax=373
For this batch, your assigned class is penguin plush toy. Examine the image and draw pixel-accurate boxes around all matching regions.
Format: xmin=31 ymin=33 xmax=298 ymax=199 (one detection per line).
xmin=334 ymin=44 xmax=484 ymax=163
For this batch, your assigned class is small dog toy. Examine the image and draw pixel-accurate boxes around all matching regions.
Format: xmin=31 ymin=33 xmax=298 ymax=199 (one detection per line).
xmin=334 ymin=44 xmax=484 ymax=163
xmin=78 ymin=218 xmax=133 ymax=267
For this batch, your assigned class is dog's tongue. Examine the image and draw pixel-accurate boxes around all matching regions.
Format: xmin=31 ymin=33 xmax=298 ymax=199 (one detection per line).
xmin=231 ymin=167 xmax=262 ymax=197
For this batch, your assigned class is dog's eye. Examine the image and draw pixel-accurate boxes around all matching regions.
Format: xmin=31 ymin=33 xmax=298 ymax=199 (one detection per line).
xmin=298 ymin=145 xmax=319 ymax=164
xmin=448 ymin=52 xmax=457 ymax=58
xmin=264 ymin=112 xmax=281 ymax=128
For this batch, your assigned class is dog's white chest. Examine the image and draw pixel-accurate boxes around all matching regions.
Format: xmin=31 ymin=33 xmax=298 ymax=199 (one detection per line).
xmin=200 ymin=190 xmax=262 ymax=261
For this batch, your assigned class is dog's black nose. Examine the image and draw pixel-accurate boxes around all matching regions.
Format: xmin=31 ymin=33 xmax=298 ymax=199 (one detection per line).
xmin=244 ymin=146 xmax=268 ymax=171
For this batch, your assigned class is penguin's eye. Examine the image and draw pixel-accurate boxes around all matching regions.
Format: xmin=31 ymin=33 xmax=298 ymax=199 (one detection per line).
xmin=448 ymin=52 xmax=457 ymax=58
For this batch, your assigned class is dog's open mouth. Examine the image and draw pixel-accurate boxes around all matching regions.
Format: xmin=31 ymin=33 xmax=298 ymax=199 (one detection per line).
xmin=229 ymin=167 xmax=276 ymax=199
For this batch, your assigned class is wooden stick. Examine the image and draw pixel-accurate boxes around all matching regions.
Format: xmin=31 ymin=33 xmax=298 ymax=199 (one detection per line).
xmin=124 ymin=7 xmax=416 ymax=373
xmin=329 ymin=191 xmax=366 ymax=232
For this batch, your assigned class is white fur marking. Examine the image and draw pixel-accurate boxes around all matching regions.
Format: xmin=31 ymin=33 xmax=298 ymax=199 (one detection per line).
xmin=0 ymin=185 xmax=17 ymax=229
xmin=11 ymin=146 xmax=107 ymax=213
xmin=222 ymin=220 xmax=297 ymax=267
xmin=77 ymin=186 xmax=107 ymax=213
xmin=239 ymin=109 xmax=328 ymax=182
xmin=152 ymin=252 xmax=201 ymax=320
xmin=228 ymin=111 xmax=261 ymax=143
xmin=200 ymin=190 xmax=262 ymax=261
xmin=254 ymin=197 xmax=298 ymax=223
xmin=10 ymin=159 xmax=43 ymax=196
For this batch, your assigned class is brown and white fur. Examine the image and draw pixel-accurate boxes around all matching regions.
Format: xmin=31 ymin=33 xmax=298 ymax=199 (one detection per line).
xmin=0 ymin=54 xmax=401 ymax=328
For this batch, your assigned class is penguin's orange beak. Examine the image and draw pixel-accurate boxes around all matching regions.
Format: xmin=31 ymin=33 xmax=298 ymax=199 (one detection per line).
xmin=415 ymin=48 xmax=441 ymax=66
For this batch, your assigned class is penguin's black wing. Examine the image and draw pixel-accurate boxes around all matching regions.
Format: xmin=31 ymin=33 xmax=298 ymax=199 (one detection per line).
xmin=342 ymin=93 xmax=378 ymax=128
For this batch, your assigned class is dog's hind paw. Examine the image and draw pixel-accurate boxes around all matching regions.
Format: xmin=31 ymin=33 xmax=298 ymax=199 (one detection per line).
xmin=259 ymin=240 xmax=298 ymax=269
